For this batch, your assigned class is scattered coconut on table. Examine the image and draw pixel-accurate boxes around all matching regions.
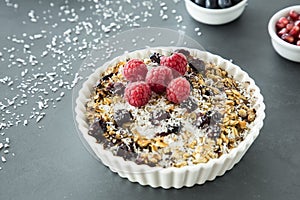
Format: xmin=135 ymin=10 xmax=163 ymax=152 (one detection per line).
xmin=0 ymin=0 xmax=202 ymax=170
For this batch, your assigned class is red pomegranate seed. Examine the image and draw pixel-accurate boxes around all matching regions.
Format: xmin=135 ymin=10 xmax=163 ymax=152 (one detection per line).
xmin=276 ymin=22 xmax=285 ymax=30
xmin=290 ymin=26 xmax=300 ymax=36
xmin=289 ymin=10 xmax=299 ymax=20
xmin=278 ymin=28 xmax=288 ymax=36
xmin=286 ymin=23 xmax=294 ymax=31
xmin=281 ymin=33 xmax=294 ymax=44
xmin=278 ymin=17 xmax=289 ymax=25
xmin=275 ymin=10 xmax=300 ymax=46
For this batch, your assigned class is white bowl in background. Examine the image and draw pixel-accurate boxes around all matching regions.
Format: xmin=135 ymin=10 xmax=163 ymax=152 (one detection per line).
xmin=184 ymin=0 xmax=248 ymax=25
xmin=268 ymin=5 xmax=300 ymax=62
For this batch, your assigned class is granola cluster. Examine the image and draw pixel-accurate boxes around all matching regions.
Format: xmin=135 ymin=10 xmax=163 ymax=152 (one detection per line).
xmin=85 ymin=49 xmax=256 ymax=168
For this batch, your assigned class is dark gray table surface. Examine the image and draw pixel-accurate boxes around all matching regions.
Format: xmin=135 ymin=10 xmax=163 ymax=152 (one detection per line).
xmin=1 ymin=0 xmax=300 ymax=199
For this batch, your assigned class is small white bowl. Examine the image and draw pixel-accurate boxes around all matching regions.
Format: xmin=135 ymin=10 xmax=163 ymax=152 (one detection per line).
xmin=268 ymin=5 xmax=300 ymax=62
xmin=184 ymin=0 xmax=248 ymax=25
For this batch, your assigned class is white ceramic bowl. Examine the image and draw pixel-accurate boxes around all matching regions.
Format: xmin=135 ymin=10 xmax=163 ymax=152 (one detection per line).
xmin=184 ymin=0 xmax=248 ymax=25
xmin=74 ymin=47 xmax=265 ymax=189
xmin=268 ymin=5 xmax=300 ymax=62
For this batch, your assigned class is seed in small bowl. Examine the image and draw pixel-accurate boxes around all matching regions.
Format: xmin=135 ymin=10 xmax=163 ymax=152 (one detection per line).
xmin=268 ymin=5 xmax=300 ymax=62
xmin=276 ymin=9 xmax=300 ymax=46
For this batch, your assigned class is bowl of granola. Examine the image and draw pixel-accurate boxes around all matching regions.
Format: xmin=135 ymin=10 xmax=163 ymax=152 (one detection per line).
xmin=74 ymin=45 xmax=265 ymax=188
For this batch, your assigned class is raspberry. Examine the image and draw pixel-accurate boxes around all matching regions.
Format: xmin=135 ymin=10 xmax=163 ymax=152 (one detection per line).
xmin=145 ymin=66 xmax=173 ymax=94
xmin=166 ymin=77 xmax=190 ymax=104
xmin=160 ymin=52 xmax=187 ymax=76
xmin=125 ymin=81 xmax=152 ymax=107
xmin=123 ymin=59 xmax=148 ymax=82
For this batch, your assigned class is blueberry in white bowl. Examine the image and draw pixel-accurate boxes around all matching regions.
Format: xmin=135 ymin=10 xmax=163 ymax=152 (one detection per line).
xmin=186 ymin=0 xmax=247 ymax=25
xmin=205 ymin=0 xmax=218 ymax=9
xmin=192 ymin=0 xmax=242 ymax=9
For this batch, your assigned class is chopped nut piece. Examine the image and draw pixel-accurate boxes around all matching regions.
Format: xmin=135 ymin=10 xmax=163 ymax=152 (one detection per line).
xmin=247 ymin=109 xmax=256 ymax=122
xmin=154 ymin=139 xmax=168 ymax=148
xmin=174 ymin=161 xmax=187 ymax=168
xmin=238 ymin=109 xmax=248 ymax=118
xmin=239 ymin=120 xmax=247 ymax=129
xmin=137 ymin=138 xmax=151 ymax=147
xmin=231 ymin=127 xmax=238 ymax=136
xmin=188 ymin=140 xmax=197 ymax=149
xmin=226 ymin=100 xmax=235 ymax=106
xmin=183 ymin=153 xmax=190 ymax=159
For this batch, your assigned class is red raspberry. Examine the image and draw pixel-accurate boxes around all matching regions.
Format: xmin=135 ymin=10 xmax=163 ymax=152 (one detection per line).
xmin=145 ymin=66 xmax=173 ymax=94
xmin=160 ymin=52 xmax=187 ymax=76
xmin=123 ymin=59 xmax=148 ymax=82
xmin=125 ymin=81 xmax=152 ymax=107
xmin=166 ymin=77 xmax=190 ymax=104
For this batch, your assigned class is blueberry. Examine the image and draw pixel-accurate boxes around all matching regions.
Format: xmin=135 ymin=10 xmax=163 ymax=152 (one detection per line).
xmin=189 ymin=58 xmax=205 ymax=72
xmin=194 ymin=0 xmax=206 ymax=7
xmin=150 ymin=52 xmax=161 ymax=64
xmin=194 ymin=110 xmax=222 ymax=129
xmin=218 ymin=0 xmax=232 ymax=8
xmin=102 ymin=140 xmax=114 ymax=149
xmin=210 ymin=111 xmax=223 ymax=125
xmin=114 ymin=109 xmax=132 ymax=127
xmin=108 ymin=82 xmax=125 ymax=95
xmin=116 ymin=143 xmax=135 ymax=160
xmin=207 ymin=125 xmax=221 ymax=139
xmin=175 ymin=49 xmax=190 ymax=57
xmin=180 ymin=97 xmax=198 ymax=112
xmin=205 ymin=0 xmax=219 ymax=9
xmin=113 ymin=82 xmax=125 ymax=95
xmin=232 ymin=0 xmax=242 ymax=5
xmin=150 ymin=110 xmax=171 ymax=126
xmin=88 ymin=118 xmax=107 ymax=142
xmin=194 ymin=112 xmax=210 ymax=128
